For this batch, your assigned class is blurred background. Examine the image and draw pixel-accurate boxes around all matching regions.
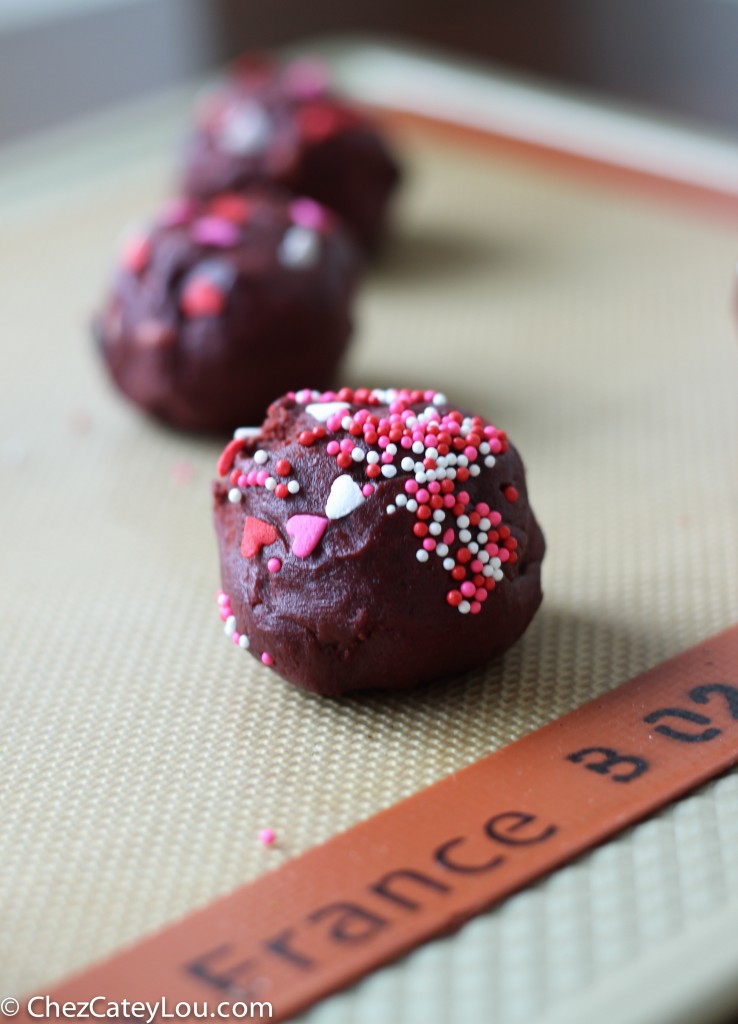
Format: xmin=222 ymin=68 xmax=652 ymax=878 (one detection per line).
xmin=2 ymin=0 xmax=738 ymax=143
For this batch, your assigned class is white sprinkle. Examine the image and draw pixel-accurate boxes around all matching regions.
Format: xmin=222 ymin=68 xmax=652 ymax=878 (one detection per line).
xmin=483 ymin=565 xmax=495 ymax=577
xmin=254 ymin=449 xmax=268 ymax=465
xmin=366 ymin=451 xmax=380 ymax=465
xmin=278 ymin=225 xmax=320 ymax=269
xmin=239 ymin=634 xmax=250 ymax=649
xmin=459 ymin=529 xmax=471 ymax=543
xmin=435 ymin=468 xmax=447 ymax=480
xmin=325 ymin=474 xmax=365 ymax=519
xmin=225 ymin=615 xmax=236 ymax=636
xmin=432 ymin=392 xmax=447 ymax=406
xmin=485 ymin=455 xmax=496 ymax=468
xmin=468 ymin=542 xmax=479 ymax=554
xmin=459 ymin=601 xmax=471 ymax=614
xmin=416 ymin=549 xmax=429 ymax=563
xmin=265 ymin=477 xmax=276 ymax=491
xmin=234 ymin=426 xmax=261 ymax=440
xmin=414 ymin=462 xmax=425 ymax=474
xmin=432 ymin=510 xmax=445 ymax=522
xmin=470 ymin=464 xmax=481 ymax=476
xmin=494 ymin=569 xmax=504 ymax=582
xmin=491 ymin=557 xmax=502 ymax=569
xmin=287 ymin=480 xmax=300 ymax=494
xmin=443 ymin=557 xmax=455 ymax=571
xmin=306 ymin=401 xmax=349 ymax=422
xmin=479 ymin=442 xmax=490 ymax=455
xmin=479 ymin=550 xmax=490 ymax=563
xmin=415 ymin=472 xmax=427 ymax=484
xmin=406 ymin=416 xmax=418 ymax=428
xmin=477 ymin=532 xmax=488 ymax=545
xmin=457 ymin=455 xmax=469 ymax=468
xmin=424 ymin=406 xmax=437 ymax=419
xmin=406 ymin=499 xmax=418 ymax=513
xmin=351 ymin=448 xmax=365 ymax=462
xmin=446 ymin=469 xmax=457 ymax=480
xmin=426 ymin=447 xmax=438 ymax=461
xmin=228 ymin=487 xmax=242 ymax=503
xmin=217 ymin=100 xmax=271 ymax=155
xmin=386 ymin=504 xmax=396 ymax=515
xmin=446 ymin=454 xmax=457 ymax=466
xmin=396 ymin=494 xmax=408 ymax=507
xmin=381 ymin=465 xmax=397 ymax=478
xmin=436 ymin=544 xmax=449 ymax=557
xmin=480 ymin=518 xmax=491 ymax=531
xmin=412 ymin=441 xmax=424 ymax=455
xmin=429 ymin=523 xmax=442 ymax=536
xmin=425 ymin=470 xmax=437 ymax=482
xmin=457 ymin=515 xmax=470 ymax=529
xmin=341 ymin=416 xmax=353 ymax=430
xmin=386 ymin=443 xmax=397 ymax=455
xmin=401 ymin=457 xmax=414 ymax=471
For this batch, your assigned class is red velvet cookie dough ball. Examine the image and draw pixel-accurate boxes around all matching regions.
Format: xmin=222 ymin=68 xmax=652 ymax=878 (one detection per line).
xmin=213 ymin=388 xmax=545 ymax=695
xmin=94 ymin=191 xmax=361 ymax=433
xmin=182 ymin=55 xmax=401 ymax=254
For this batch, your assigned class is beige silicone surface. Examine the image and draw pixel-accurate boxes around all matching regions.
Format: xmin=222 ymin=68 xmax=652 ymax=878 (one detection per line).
xmin=1 ymin=91 xmax=738 ymax=1024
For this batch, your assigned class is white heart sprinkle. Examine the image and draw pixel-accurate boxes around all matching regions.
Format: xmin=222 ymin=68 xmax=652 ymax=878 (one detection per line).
xmin=325 ymin=475 xmax=365 ymax=520
xmin=306 ymin=401 xmax=350 ymax=422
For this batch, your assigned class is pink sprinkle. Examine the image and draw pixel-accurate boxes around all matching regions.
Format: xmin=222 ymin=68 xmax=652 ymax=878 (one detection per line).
xmin=339 ymin=438 xmax=354 ymax=453
xmin=477 ymin=502 xmax=490 ymax=516
xmin=400 ymin=436 xmax=412 ymax=449
xmin=247 ymin=470 xmax=258 ymax=485
xmin=326 ymin=414 xmax=344 ymax=432
xmin=470 ymin=601 xmax=482 ymax=615
xmin=256 ymin=470 xmax=269 ymax=486
xmin=405 ymin=480 xmax=419 ymax=494
xmin=443 ymin=529 xmax=455 ymax=545
xmin=475 ymin=588 xmax=487 ymax=601
xmin=458 ymin=491 xmax=471 ymax=505
xmin=267 ymin=557 xmax=282 ymax=573
xmin=381 ymin=452 xmax=394 ymax=464
xmin=361 ymin=483 xmax=374 ymax=497
xmin=422 ymin=538 xmax=436 ymax=551
xmin=217 ymin=591 xmax=227 ymax=604
xmin=237 ymin=474 xmax=248 ymax=487
xmin=490 ymin=439 xmax=502 ymax=453
xmin=428 ymin=481 xmax=441 ymax=494
xmin=464 ymin=446 xmax=478 ymax=461
xmin=326 ymin=441 xmax=340 ymax=455
xmin=484 ymin=426 xmax=496 ymax=437
xmin=461 ymin=581 xmax=476 ymax=598
xmin=424 ymin=435 xmax=436 ymax=447
xmin=471 ymin=559 xmax=483 ymax=573
xmin=290 ymin=197 xmax=327 ymax=230
xmin=259 ymin=827 xmax=277 ymax=846
xmin=378 ymin=436 xmax=389 ymax=449
xmin=443 ymin=495 xmax=455 ymax=508
xmin=232 ymin=632 xmax=241 ymax=644
xmin=160 ymin=197 xmax=196 ymax=228
xmin=490 ymin=511 xmax=502 ymax=526
xmin=190 ymin=216 xmax=240 ymax=248
xmin=283 ymin=57 xmax=330 ymax=99
xmin=424 ymin=389 xmax=435 ymax=401
xmin=416 ymin=488 xmax=430 ymax=504
xmin=261 ymin=652 xmax=274 ymax=666
xmin=499 ymin=549 xmax=510 ymax=562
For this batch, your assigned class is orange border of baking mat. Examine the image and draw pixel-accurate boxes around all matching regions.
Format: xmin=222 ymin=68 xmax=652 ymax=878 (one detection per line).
xmin=19 ymin=624 xmax=738 ymax=1022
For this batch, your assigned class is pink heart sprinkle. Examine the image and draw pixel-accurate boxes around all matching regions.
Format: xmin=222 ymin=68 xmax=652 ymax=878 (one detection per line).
xmin=286 ymin=514 xmax=329 ymax=558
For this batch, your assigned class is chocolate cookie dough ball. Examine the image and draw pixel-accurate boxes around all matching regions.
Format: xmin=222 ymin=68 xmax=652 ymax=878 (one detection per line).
xmin=94 ymin=191 xmax=361 ymax=433
xmin=183 ymin=56 xmax=401 ymax=253
xmin=213 ymin=388 xmax=545 ymax=695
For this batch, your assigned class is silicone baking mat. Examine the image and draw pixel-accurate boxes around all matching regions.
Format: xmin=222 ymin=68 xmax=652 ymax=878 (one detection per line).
xmin=1 ymin=88 xmax=738 ymax=1024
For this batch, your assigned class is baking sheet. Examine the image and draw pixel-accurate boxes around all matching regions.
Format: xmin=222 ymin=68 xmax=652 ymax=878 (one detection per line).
xmin=1 ymin=89 xmax=738 ymax=1024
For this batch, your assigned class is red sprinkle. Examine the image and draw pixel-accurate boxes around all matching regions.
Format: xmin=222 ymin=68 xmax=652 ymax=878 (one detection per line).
xmin=504 ymin=486 xmax=519 ymax=503
xmin=275 ymin=459 xmax=292 ymax=476
xmin=217 ymin=438 xmax=245 ymax=477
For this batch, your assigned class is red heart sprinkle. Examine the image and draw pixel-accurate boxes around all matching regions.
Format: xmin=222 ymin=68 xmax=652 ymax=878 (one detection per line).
xmin=240 ymin=517 xmax=278 ymax=558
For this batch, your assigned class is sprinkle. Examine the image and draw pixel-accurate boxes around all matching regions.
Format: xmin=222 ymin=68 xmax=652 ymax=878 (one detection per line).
xmin=286 ymin=514 xmax=328 ymax=558
xmin=225 ymin=616 xmax=236 ymax=636
xmin=361 ymin=484 xmax=374 ymax=497
xmin=306 ymin=401 xmax=349 ymax=422
xmin=254 ymin=450 xmax=268 ymax=465
xmin=325 ymin=474 xmax=365 ymax=520
xmin=234 ymin=426 xmax=262 ymax=440
xmin=239 ymin=635 xmax=250 ymax=649
xmin=386 ymin=505 xmax=396 ymax=514
xmin=121 ymin=232 xmax=151 ymax=275
xmin=259 ymin=827 xmax=277 ymax=846
xmin=381 ymin=465 xmax=397 ymax=478
xmin=228 ymin=487 xmax=242 ymax=503
xmin=240 ymin=517 xmax=278 ymax=558
xmin=351 ymin=448 xmax=365 ymax=462
xmin=290 ymin=197 xmax=328 ymax=231
xmin=416 ymin=549 xmax=429 ymax=563
xmin=366 ymin=451 xmax=380 ymax=465
xmin=267 ymin=557 xmax=282 ymax=573
xmin=275 ymin=459 xmax=292 ymax=476
xmin=181 ymin=277 xmax=226 ymax=318
xmin=278 ymin=225 xmax=320 ymax=269
xmin=504 ymin=485 xmax=519 ymax=502
xmin=190 ymin=216 xmax=241 ymax=248
xmin=261 ymin=652 xmax=274 ymax=667
xmin=287 ymin=480 xmax=300 ymax=494
xmin=217 ymin=100 xmax=271 ymax=155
